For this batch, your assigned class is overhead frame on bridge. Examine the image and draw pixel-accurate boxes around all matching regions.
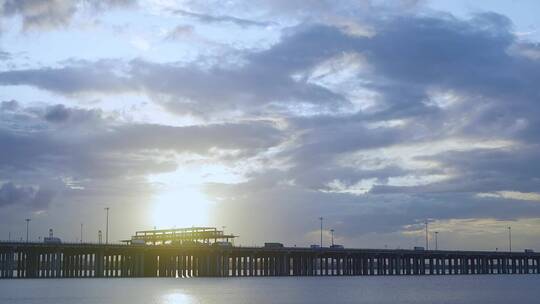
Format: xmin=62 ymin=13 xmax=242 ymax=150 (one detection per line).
xmin=122 ymin=227 xmax=237 ymax=245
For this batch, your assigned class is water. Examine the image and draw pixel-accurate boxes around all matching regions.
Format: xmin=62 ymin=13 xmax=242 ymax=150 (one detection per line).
xmin=1 ymin=276 xmax=539 ymax=304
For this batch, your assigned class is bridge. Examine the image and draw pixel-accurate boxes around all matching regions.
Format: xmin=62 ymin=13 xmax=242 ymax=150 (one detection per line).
xmin=1 ymin=242 xmax=539 ymax=278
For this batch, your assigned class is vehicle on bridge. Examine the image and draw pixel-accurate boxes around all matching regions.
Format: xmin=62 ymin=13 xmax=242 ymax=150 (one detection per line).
xmin=264 ymin=242 xmax=284 ymax=248
xmin=213 ymin=241 xmax=233 ymax=248
xmin=43 ymin=228 xmax=62 ymax=244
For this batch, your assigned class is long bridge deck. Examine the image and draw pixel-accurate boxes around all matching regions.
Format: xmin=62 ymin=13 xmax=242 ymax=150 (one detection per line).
xmin=1 ymin=242 xmax=539 ymax=278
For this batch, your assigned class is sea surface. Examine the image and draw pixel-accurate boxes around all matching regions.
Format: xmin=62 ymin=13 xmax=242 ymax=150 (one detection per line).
xmin=1 ymin=275 xmax=539 ymax=304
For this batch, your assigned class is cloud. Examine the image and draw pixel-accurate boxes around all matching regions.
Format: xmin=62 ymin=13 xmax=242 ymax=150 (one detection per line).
xmin=207 ymin=175 xmax=540 ymax=246
xmin=2 ymin=12 xmax=539 ymax=195
xmin=0 ymin=101 xmax=284 ymax=213
xmin=0 ymin=60 xmax=132 ymax=94
xmin=1 ymin=5 xmax=540 ymax=248
xmin=0 ymin=0 xmax=136 ymax=30
xmin=2 ymin=12 xmax=537 ymax=122
xmin=0 ymin=50 xmax=11 ymax=60
xmin=43 ymin=104 xmax=71 ymax=122
xmin=165 ymin=24 xmax=194 ymax=40
xmin=0 ymin=39 xmax=349 ymax=116
xmin=172 ymin=9 xmax=274 ymax=28
xmin=0 ymin=182 xmax=54 ymax=210
xmin=365 ymin=143 xmax=539 ymax=196
xmin=176 ymin=0 xmax=422 ymax=24
xmin=201 ymin=12 xmax=540 ymax=245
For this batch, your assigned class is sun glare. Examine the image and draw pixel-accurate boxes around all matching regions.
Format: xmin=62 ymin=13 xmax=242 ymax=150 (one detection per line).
xmin=152 ymin=185 xmax=210 ymax=229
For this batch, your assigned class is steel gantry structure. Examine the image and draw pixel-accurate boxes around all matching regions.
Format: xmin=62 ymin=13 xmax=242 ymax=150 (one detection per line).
xmin=122 ymin=227 xmax=236 ymax=246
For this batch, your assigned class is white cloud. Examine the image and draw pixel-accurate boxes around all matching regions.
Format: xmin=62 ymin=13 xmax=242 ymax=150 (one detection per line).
xmin=477 ymin=191 xmax=540 ymax=202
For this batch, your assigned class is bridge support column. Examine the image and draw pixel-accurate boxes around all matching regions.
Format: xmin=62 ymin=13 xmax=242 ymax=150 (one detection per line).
xmin=179 ymin=254 xmax=185 ymax=277
xmin=143 ymin=253 xmax=157 ymax=277
xmin=0 ymin=251 xmax=5 ymax=278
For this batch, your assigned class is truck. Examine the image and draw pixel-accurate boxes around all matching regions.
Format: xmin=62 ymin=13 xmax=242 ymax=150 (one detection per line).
xmin=414 ymin=246 xmax=425 ymax=251
xmin=330 ymin=244 xmax=344 ymax=249
xmin=264 ymin=242 xmax=284 ymax=248
xmin=43 ymin=237 xmax=62 ymax=244
xmin=310 ymin=244 xmax=321 ymax=249
xmin=44 ymin=228 xmax=61 ymax=244
xmin=213 ymin=241 xmax=233 ymax=248
xmin=525 ymin=249 xmax=535 ymax=253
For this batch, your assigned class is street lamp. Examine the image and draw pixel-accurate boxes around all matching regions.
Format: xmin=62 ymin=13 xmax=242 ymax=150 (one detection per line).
xmin=330 ymin=229 xmax=335 ymax=247
xmin=434 ymin=231 xmax=439 ymax=250
xmin=319 ymin=217 xmax=323 ymax=247
xmin=508 ymin=226 xmax=512 ymax=252
xmin=25 ymin=218 xmax=31 ymax=243
xmin=425 ymin=220 xmax=429 ymax=250
xmin=105 ymin=207 xmax=110 ymax=244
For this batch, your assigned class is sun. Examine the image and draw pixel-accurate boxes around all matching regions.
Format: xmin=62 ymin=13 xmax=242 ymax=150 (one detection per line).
xmin=151 ymin=185 xmax=210 ymax=229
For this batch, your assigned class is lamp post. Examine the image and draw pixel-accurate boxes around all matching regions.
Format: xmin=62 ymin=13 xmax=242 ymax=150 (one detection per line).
xmin=80 ymin=223 xmax=83 ymax=243
xmin=508 ymin=226 xmax=512 ymax=252
xmin=330 ymin=229 xmax=335 ymax=247
xmin=25 ymin=218 xmax=31 ymax=243
xmin=434 ymin=231 xmax=439 ymax=250
xmin=105 ymin=207 xmax=110 ymax=244
xmin=319 ymin=217 xmax=323 ymax=247
xmin=98 ymin=230 xmax=102 ymax=244
xmin=425 ymin=220 xmax=429 ymax=250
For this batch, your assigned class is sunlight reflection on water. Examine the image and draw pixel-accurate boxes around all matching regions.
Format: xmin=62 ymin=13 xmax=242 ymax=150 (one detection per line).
xmin=1 ymin=276 xmax=540 ymax=304
xmin=162 ymin=292 xmax=194 ymax=304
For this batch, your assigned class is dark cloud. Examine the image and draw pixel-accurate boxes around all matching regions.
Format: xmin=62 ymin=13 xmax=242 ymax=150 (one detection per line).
xmin=173 ymin=9 xmax=274 ymax=28
xmin=0 ymin=182 xmax=54 ymax=210
xmin=0 ymin=99 xmax=17 ymax=111
xmin=372 ymin=145 xmax=540 ymax=195
xmin=44 ymin=104 xmax=71 ymax=122
xmin=0 ymin=50 xmax=10 ymax=60
xmin=181 ymin=0 xmax=422 ymax=25
xmin=0 ymin=60 xmax=132 ymax=94
xmin=0 ymin=57 xmax=347 ymax=117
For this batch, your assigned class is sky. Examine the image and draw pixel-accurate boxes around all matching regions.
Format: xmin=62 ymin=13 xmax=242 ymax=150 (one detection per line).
xmin=0 ymin=0 xmax=540 ymax=251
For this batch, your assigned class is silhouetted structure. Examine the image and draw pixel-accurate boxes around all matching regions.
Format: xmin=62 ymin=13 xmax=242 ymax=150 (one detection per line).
xmin=122 ymin=227 xmax=236 ymax=245
xmin=1 ymin=227 xmax=539 ymax=279
xmin=1 ymin=241 xmax=539 ymax=278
